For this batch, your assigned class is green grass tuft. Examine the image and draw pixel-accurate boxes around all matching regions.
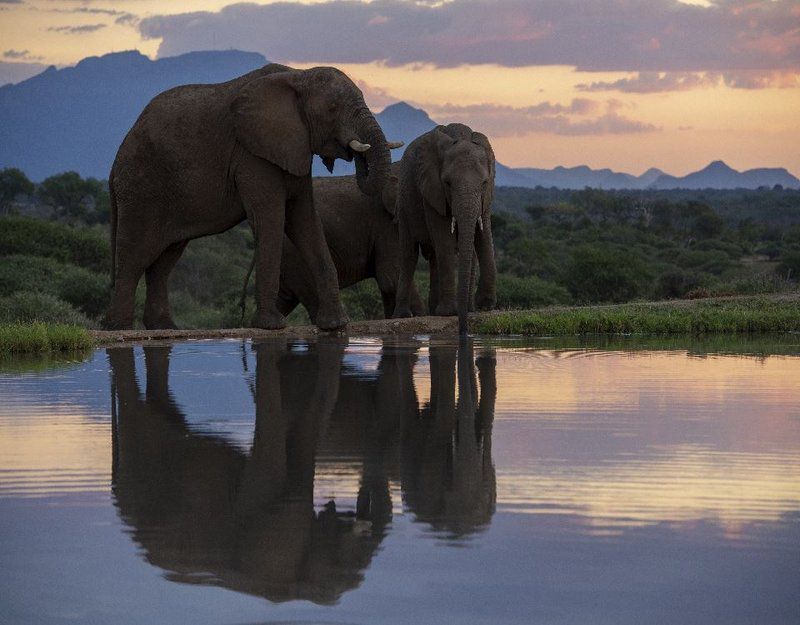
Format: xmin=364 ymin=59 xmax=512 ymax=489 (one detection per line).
xmin=0 ymin=322 xmax=95 ymax=354
xmin=472 ymin=296 xmax=800 ymax=336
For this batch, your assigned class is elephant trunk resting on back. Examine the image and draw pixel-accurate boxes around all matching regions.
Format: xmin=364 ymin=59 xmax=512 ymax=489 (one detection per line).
xmin=104 ymin=63 xmax=392 ymax=332
xmin=240 ymin=163 xmax=426 ymax=322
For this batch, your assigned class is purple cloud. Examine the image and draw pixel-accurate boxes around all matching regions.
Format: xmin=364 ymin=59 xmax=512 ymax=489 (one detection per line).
xmin=418 ymin=99 xmax=658 ymax=137
xmin=578 ymin=69 xmax=800 ymax=92
xmin=139 ymin=0 xmax=800 ymax=72
xmin=47 ymin=24 xmax=107 ymax=35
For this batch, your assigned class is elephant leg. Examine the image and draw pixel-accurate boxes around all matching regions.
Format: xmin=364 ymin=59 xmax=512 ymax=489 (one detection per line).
xmin=393 ymin=218 xmax=418 ymax=318
xmin=426 ymin=249 xmax=439 ymax=315
xmin=474 ymin=218 xmax=497 ymax=311
xmin=430 ymin=223 xmax=457 ymax=317
xmin=104 ymin=238 xmax=155 ymax=330
xmin=284 ymin=182 xmax=347 ymax=331
xmin=143 ymin=240 xmax=188 ymax=330
xmin=380 ymin=286 xmax=396 ymax=319
xmin=237 ymin=167 xmax=287 ymax=330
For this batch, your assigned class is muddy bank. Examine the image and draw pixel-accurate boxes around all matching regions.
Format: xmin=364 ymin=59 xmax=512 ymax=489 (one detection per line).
xmin=91 ymin=315 xmax=461 ymax=344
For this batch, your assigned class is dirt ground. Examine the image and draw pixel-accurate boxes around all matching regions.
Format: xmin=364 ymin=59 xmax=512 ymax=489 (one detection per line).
xmin=91 ymin=315 xmax=461 ymax=344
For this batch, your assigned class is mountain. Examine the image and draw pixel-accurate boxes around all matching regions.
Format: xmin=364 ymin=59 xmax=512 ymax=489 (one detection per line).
xmin=650 ymin=160 xmax=799 ymax=190
xmin=1 ymin=50 xmax=797 ymax=189
xmin=0 ymin=50 xmax=268 ymax=180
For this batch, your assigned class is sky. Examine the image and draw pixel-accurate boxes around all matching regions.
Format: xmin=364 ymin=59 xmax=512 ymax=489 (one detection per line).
xmin=0 ymin=0 xmax=798 ymax=175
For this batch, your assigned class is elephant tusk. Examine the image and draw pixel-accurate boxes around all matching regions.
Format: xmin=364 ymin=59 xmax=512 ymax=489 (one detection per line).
xmin=478 ymin=215 xmax=484 ymax=231
xmin=387 ymin=141 xmax=404 ymax=149
xmin=451 ymin=216 xmax=456 ymax=234
xmin=349 ymin=139 xmax=371 ymax=152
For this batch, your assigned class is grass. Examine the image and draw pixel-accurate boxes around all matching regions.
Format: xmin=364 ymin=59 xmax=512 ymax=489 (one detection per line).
xmin=0 ymin=322 xmax=95 ymax=354
xmin=472 ymin=295 xmax=800 ymax=336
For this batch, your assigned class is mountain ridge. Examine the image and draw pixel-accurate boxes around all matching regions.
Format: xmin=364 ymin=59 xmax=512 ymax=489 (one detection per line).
xmin=1 ymin=50 xmax=797 ymax=189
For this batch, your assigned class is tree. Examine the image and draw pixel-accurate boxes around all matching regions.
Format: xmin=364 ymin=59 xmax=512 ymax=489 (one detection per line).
xmin=0 ymin=168 xmax=34 ymax=212
xmin=37 ymin=172 xmax=110 ymax=224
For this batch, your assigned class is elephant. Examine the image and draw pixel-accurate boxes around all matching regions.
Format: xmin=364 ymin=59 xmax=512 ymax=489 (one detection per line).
xmin=240 ymin=164 xmax=425 ymax=322
xmin=393 ymin=123 xmax=497 ymax=334
xmin=109 ymin=339 xmax=391 ymax=605
xmin=104 ymin=63 xmax=393 ymax=332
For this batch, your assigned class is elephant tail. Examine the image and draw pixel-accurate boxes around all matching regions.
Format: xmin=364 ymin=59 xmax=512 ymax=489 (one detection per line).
xmin=239 ymin=249 xmax=256 ymax=327
xmin=108 ymin=171 xmax=118 ymax=290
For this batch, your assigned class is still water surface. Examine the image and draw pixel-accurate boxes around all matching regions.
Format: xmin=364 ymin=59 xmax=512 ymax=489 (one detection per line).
xmin=1 ymin=336 xmax=799 ymax=624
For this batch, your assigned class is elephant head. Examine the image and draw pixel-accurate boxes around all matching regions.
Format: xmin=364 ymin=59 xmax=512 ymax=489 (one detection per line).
xmin=419 ymin=124 xmax=496 ymax=333
xmin=233 ymin=66 xmax=392 ymax=196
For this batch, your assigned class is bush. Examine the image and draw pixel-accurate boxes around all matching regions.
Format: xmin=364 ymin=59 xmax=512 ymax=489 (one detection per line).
xmin=655 ymin=269 xmax=703 ymax=299
xmin=775 ymin=251 xmax=800 ymax=281
xmin=0 ymin=291 xmax=92 ymax=326
xmin=496 ymin=274 xmax=571 ymax=309
xmin=563 ymin=244 xmax=652 ymax=303
xmin=0 ymin=255 xmax=108 ymax=318
xmin=0 ymin=216 xmax=109 ymax=273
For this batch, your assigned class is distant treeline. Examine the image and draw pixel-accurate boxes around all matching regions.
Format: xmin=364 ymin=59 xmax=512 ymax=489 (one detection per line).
xmin=1 ymin=168 xmax=799 ymax=328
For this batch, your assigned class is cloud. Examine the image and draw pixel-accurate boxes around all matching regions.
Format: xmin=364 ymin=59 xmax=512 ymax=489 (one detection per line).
xmin=577 ymin=72 xmax=721 ymax=93
xmin=3 ymin=49 xmax=42 ymax=61
xmin=47 ymin=24 xmax=106 ymax=35
xmin=578 ymin=70 xmax=800 ymax=92
xmin=419 ymin=99 xmax=658 ymax=137
xmin=139 ymin=0 xmax=800 ymax=72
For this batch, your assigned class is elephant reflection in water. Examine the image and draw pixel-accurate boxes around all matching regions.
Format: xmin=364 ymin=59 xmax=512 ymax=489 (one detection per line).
xmin=327 ymin=337 xmax=497 ymax=538
xmin=110 ymin=339 xmax=387 ymax=605
xmin=109 ymin=337 xmax=496 ymax=605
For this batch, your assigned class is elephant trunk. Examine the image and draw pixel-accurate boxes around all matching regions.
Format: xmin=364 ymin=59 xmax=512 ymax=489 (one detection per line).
xmin=352 ymin=109 xmax=391 ymax=197
xmin=456 ymin=199 xmax=480 ymax=336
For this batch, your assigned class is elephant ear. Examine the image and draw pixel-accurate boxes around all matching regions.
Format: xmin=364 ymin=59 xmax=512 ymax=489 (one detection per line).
xmin=381 ymin=174 xmax=399 ymax=217
xmin=472 ymin=131 xmax=495 ymax=215
xmin=419 ymin=126 xmax=452 ymax=217
xmin=232 ymin=73 xmax=312 ymax=177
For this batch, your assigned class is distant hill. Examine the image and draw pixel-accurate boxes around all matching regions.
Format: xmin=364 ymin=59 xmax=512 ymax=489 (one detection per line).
xmin=1 ymin=49 xmax=797 ymax=189
xmin=0 ymin=50 xmax=268 ymax=180
xmin=650 ymin=160 xmax=799 ymax=190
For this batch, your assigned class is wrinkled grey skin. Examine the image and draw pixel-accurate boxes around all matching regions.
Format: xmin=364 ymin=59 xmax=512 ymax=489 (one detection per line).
xmin=393 ymin=124 xmax=497 ymax=334
xmin=104 ymin=64 xmax=391 ymax=331
xmin=273 ymin=165 xmax=425 ymax=321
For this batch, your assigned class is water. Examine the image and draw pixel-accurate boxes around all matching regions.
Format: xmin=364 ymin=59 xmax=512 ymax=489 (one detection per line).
xmin=1 ymin=336 xmax=799 ymax=625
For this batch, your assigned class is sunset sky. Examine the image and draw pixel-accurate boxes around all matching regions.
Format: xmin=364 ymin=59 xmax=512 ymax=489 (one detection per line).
xmin=1 ymin=0 xmax=798 ymax=175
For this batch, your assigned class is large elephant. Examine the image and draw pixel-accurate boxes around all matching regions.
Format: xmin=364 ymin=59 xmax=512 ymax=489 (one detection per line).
xmin=393 ymin=123 xmax=497 ymax=334
xmin=104 ymin=63 xmax=392 ymax=331
xmin=109 ymin=339 xmax=390 ymax=604
xmin=271 ymin=164 xmax=425 ymax=321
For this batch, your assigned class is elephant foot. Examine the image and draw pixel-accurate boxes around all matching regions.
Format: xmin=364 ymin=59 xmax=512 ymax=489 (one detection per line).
xmin=101 ymin=315 xmax=133 ymax=331
xmin=475 ymin=296 xmax=496 ymax=311
xmin=434 ymin=302 xmax=457 ymax=317
xmin=392 ymin=305 xmax=414 ymax=319
xmin=315 ymin=305 xmax=349 ymax=331
xmin=253 ymin=310 xmax=287 ymax=330
xmin=143 ymin=316 xmax=177 ymax=331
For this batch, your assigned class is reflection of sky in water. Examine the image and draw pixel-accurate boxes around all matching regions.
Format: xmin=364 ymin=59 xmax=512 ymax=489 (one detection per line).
xmin=0 ymin=338 xmax=798 ymax=625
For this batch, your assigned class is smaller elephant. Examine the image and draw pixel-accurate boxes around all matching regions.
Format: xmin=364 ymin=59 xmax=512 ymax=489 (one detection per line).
xmin=241 ymin=164 xmax=425 ymax=323
xmin=393 ymin=124 xmax=497 ymax=334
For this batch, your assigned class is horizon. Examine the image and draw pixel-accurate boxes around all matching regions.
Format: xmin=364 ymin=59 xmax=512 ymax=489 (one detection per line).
xmin=1 ymin=0 xmax=798 ymax=175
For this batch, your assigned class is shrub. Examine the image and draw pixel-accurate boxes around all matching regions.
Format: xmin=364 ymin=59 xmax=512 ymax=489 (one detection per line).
xmin=0 ymin=255 xmax=108 ymax=318
xmin=563 ymin=244 xmax=652 ymax=303
xmin=775 ymin=251 xmax=800 ymax=281
xmin=0 ymin=291 xmax=92 ymax=326
xmin=0 ymin=216 xmax=109 ymax=273
xmin=495 ymin=274 xmax=571 ymax=309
